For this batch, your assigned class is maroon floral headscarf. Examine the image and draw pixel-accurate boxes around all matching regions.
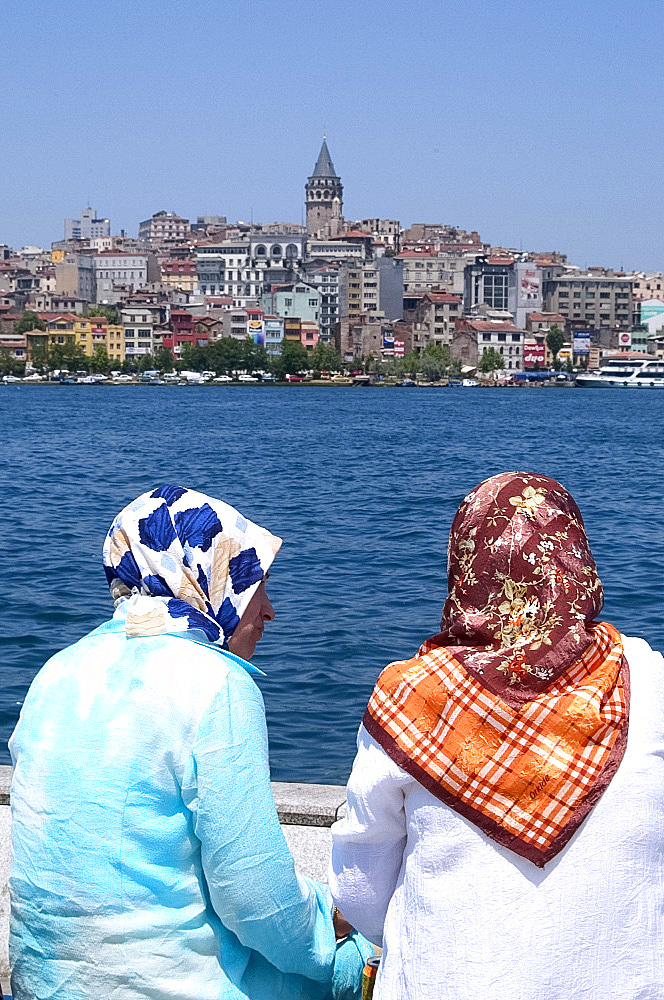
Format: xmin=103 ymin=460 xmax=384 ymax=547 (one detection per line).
xmin=364 ymin=472 xmax=629 ymax=866
xmin=438 ymin=471 xmax=604 ymax=706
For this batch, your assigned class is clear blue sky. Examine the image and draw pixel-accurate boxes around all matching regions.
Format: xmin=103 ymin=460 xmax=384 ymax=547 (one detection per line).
xmin=3 ymin=0 xmax=663 ymax=269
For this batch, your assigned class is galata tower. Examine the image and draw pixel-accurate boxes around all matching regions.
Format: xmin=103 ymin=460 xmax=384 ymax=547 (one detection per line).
xmin=305 ymin=136 xmax=343 ymax=236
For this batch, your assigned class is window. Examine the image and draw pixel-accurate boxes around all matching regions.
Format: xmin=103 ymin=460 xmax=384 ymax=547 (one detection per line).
xmin=497 ymin=333 xmax=507 ymax=342
xmin=308 ymin=298 xmax=317 ymax=307
xmin=285 ymin=298 xmax=293 ymax=306
xmin=600 ymin=292 xmax=610 ymax=299
xmin=511 ymin=334 xmax=520 ymax=341
xmin=482 ymin=333 xmax=491 ymax=341
xmin=481 ymin=272 xmax=508 ymax=309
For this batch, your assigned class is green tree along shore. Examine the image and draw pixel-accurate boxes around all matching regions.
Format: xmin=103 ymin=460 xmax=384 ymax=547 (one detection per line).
xmin=2 ymin=309 xmax=565 ymax=381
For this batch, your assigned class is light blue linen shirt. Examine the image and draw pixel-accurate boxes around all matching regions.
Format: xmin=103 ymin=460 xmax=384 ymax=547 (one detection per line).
xmin=10 ymin=607 xmax=367 ymax=999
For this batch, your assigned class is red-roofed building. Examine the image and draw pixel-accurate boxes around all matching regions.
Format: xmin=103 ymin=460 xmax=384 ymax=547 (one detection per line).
xmin=454 ymin=316 xmax=524 ymax=372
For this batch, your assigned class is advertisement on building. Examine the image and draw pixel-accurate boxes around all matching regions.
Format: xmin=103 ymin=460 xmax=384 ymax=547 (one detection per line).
xmin=394 ymin=339 xmax=405 ymax=357
xmin=382 ymin=335 xmax=395 ymax=356
xmin=523 ymin=342 xmax=546 ymax=368
xmin=618 ymin=330 xmax=632 ymax=348
xmin=640 ymin=300 xmax=664 ymax=334
xmin=573 ymin=331 xmax=591 ymax=355
xmin=248 ymin=319 xmax=264 ymax=346
xmin=517 ymin=266 xmax=541 ymax=308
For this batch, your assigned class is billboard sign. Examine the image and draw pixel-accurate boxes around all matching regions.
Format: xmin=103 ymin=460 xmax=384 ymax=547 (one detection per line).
xmin=394 ymin=339 xmax=405 ymax=357
xmin=573 ymin=330 xmax=591 ymax=355
xmin=640 ymin=301 xmax=664 ymax=326
xmin=618 ymin=330 xmax=632 ymax=348
xmin=517 ymin=267 xmax=541 ymax=307
xmin=382 ymin=335 xmax=395 ymax=356
xmin=248 ymin=319 xmax=264 ymax=346
xmin=523 ymin=342 xmax=546 ymax=367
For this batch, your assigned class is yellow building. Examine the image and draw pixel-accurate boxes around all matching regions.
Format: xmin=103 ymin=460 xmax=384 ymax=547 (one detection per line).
xmin=26 ymin=314 xmax=124 ymax=363
xmin=75 ymin=316 xmax=124 ymax=361
xmin=160 ymin=259 xmax=198 ymax=293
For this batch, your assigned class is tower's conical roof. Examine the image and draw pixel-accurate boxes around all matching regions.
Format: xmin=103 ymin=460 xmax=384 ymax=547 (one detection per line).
xmin=311 ymin=137 xmax=338 ymax=178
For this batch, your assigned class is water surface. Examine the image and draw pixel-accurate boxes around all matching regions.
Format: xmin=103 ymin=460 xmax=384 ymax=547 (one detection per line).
xmin=2 ymin=385 xmax=662 ymax=781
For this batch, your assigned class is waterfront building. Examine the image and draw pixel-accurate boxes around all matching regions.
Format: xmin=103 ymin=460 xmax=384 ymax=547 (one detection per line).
xmin=335 ymin=312 xmax=392 ymax=361
xmin=454 ymin=314 xmax=524 ymax=371
xmin=300 ymin=321 xmax=320 ymax=351
xmin=541 ymin=267 xmax=633 ymax=331
xmin=138 ymin=211 xmax=190 ymax=245
xmin=338 ymin=263 xmax=380 ymax=320
xmin=0 ymin=331 xmax=27 ymax=362
xmin=74 ymin=316 xmax=124 ymax=362
xmin=305 ymin=138 xmax=343 ymax=237
xmin=260 ymin=281 xmax=320 ymax=326
xmin=412 ymin=292 xmax=463 ymax=348
xmin=284 ymin=317 xmax=302 ymax=342
xmin=464 ymin=257 xmax=542 ymax=329
xmin=121 ymin=305 xmax=161 ymax=357
xmin=64 ymin=206 xmax=110 ymax=242
xmin=264 ymin=316 xmax=284 ymax=356
xmin=221 ymin=308 xmax=252 ymax=340
xmin=375 ymin=256 xmax=404 ymax=322
xmin=302 ymin=264 xmax=339 ymax=342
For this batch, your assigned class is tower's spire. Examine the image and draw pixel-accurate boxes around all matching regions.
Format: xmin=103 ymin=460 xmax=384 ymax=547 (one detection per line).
xmin=311 ymin=137 xmax=338 ymax=178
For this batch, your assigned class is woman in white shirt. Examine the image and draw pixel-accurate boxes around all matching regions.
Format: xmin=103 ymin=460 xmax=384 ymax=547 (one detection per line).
xmin=330 ymin=471 xmax=664 ymax=1000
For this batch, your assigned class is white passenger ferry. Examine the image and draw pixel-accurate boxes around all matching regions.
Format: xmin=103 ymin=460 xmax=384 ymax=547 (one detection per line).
xmin=575 ymin=353 xmax=664 ymax=388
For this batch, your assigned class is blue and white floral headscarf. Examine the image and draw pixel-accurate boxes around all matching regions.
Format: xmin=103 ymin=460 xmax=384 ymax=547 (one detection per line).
xmin=102 ymin=485 xmax=282 ymax=647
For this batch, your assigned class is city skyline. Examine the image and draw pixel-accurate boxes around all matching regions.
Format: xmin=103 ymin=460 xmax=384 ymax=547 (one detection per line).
xmin=3 ymin=0 xmax=663 ymax=270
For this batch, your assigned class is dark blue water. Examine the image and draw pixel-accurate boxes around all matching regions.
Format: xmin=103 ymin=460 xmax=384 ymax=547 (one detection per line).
xmin=2 ymin=385 xmax=662 ymax=781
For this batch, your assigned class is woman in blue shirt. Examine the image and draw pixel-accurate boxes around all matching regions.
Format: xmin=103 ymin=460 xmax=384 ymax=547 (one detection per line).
xmin=10 ymin=485 xmax=368 ymax=999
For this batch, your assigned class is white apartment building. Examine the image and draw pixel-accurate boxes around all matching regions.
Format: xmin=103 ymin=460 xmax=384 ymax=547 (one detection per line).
xmin=399 ymin=248 xmax=472 ymax=295
xmin=79 ymin=252 xmax=149 ymax=305
xmin=64 ymin=206 xmax=110 ymax=241
xmin=121 ymin=305 xmax=165 ymax=356
xmin=196 ymin=241 xmax=263 ymax=307
xmin=138 ymin=211 xmax=190 ymax=244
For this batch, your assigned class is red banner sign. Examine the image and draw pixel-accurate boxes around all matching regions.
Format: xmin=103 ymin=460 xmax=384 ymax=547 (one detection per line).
xmin=523 ymin=343 xmax=546 ymax=367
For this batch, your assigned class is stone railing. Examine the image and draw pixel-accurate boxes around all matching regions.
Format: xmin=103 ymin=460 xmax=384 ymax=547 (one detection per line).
xmin=0 ymin=766 xmax=345 ymax=991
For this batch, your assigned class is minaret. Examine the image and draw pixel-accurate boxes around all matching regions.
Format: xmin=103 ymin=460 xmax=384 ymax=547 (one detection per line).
xmin=305 ymin=135 xmax=343 ymax=236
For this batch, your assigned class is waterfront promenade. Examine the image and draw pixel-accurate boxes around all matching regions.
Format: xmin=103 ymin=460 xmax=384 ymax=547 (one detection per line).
xmin=0 ymin=768 xmax=343 ymax=989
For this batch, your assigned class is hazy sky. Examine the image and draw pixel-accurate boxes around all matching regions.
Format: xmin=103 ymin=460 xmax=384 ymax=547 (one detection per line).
xmin=3 ymin=0 xmax=663 ymax=269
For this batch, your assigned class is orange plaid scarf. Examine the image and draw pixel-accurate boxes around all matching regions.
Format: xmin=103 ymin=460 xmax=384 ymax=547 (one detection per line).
xmin=364 ymin=473 xmax=630 ymax=866
xmin=364 ymin=621 xmax=628 ymax=866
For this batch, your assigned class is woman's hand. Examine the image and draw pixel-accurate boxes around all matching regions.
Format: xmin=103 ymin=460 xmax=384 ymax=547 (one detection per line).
xmin=333 ymin=906 xmax=354 ymax=940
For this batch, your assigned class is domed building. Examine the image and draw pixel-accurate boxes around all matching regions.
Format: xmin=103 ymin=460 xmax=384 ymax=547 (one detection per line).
xmin=305 ymin=136 xmax=344 ymax=237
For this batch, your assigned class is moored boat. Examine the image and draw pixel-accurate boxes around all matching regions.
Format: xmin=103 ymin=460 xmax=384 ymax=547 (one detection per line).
xmin=575 ymin=352 xmax=664 ymax=388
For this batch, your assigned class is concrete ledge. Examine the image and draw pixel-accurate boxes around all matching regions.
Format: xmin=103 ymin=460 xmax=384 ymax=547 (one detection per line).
xmin=0 ymin=770 xmax=10 ymax=809
xmin=271 ymin=781 xmax=346 ymax=827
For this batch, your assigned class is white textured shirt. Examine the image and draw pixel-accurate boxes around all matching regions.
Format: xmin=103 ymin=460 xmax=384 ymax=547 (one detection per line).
xmin=330 ymin=635 xmax=664 ymax=1000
